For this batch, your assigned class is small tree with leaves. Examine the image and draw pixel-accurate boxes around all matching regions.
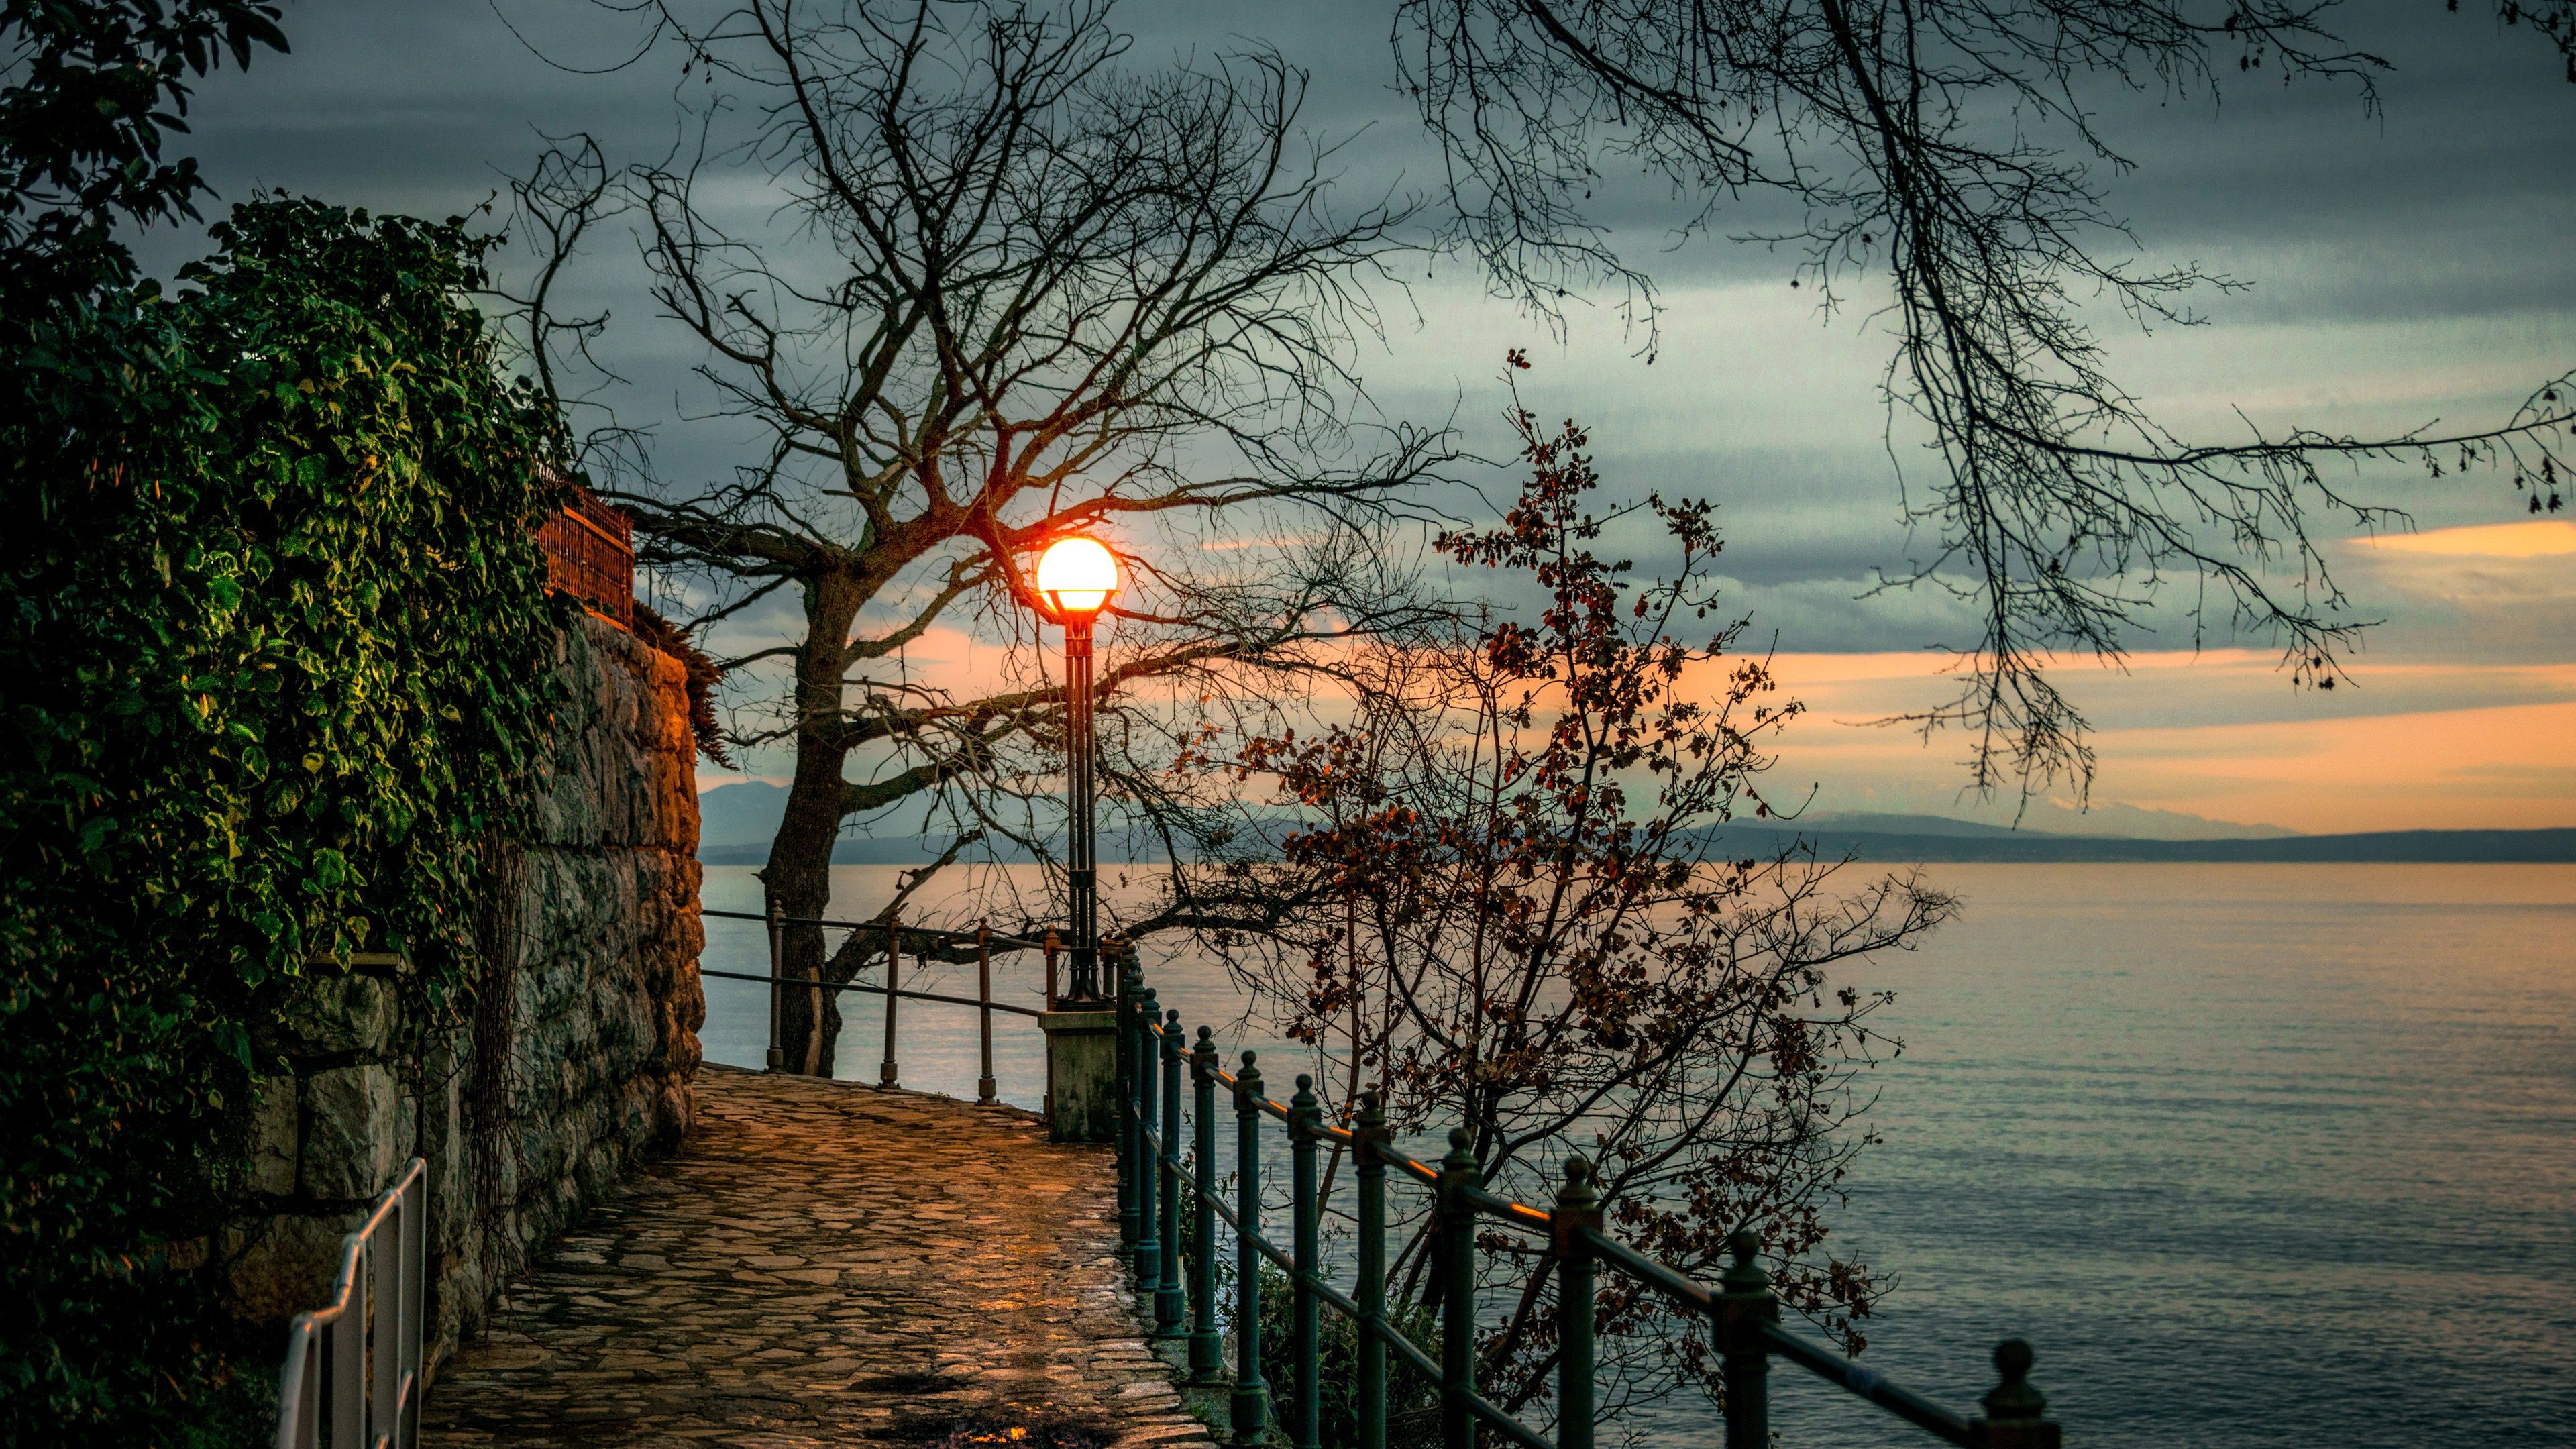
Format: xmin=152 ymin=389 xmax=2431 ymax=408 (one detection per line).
xmin=1195 ymin=362 xmax=1952 ymax=1429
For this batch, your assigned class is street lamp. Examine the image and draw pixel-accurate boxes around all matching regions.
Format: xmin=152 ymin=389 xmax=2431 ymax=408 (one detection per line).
xmin=1036 ymin=535 xmax=1120 ymax=1000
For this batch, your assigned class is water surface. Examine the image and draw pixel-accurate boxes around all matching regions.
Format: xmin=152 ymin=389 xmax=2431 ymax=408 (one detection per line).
xmin=695 ymin=862 xmax=2576 ymax=1448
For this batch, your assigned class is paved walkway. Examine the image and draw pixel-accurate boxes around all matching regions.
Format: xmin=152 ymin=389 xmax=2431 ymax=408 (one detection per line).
xmin=423 ymin=1066 xmax=1214 ymax=1449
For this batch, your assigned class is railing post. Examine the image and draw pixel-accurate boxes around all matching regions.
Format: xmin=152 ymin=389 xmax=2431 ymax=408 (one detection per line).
xmin=1716 ymin=1230 xmax=1775 ymax=1449
xmin=976 ymin=925 xmax=998 ymax=1105
xmin=1122 ymin=945 xmax=1148 ymax=1249
xmin=1233 ymin=1052 xmax=1274 ymax=1446
xmin=1352 ymin=1090 xmax=1391 ymax=1449
xmin=1115 ymin=951 xmax=1137 ymax=1254
xmin=288 ymin=1326 xmax=319 ymax=1449
xmin=1134 ymin=987 xmax=1163 ymax=1293
xmin=1041 ymin=925 xmax=1057 ymax=1124
xmin=1189 ymin=1026 xmax=1225 ymax=1385
xmin=1436 ymin=1127 xmax=1480 ymax=1449
xmin=763 ymin=897 xmax=785 ymax=1072
xmin=1117 ymin=937 xmax=1145 ymax=1004
xmin=1971 ymin=1340 xmax=2063 ymax=1449
xmin=1288 ymin=1075 xmax=1324 ymax=1449
xmin=372 ymin=1204 xmax=397 ymax=1445
xmin=874 ymin=914 xmax=901 ymax=1089
xmin=1156 ymin=1008 xmax=1187 ymax=1341
xmin=399 ymin=1169 xmax=425 ymax=1447
xmin=333 ymin=1231 xmax=365 ymax=1446
xmin=1552 ymin=1157 xmax=1602 ymax=1449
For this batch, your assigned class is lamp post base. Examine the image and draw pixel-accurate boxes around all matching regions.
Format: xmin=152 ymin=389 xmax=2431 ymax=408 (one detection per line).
xmin=1039 ymin=1007 xmax=1119 ymax=1142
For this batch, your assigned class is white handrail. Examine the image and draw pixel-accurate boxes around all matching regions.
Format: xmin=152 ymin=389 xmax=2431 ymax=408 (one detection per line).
xmin=274 ymin=1157 xmax=427 ymax=1449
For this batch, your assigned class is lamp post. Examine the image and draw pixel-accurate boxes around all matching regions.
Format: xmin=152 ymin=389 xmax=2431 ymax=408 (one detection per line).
xmin=1036 ymin=535 xmax=1120 ymax=1001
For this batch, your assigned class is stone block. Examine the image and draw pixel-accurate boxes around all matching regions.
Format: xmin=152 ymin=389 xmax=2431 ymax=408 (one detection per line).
xmin=417 ymin=1049 xmax=467 ymax=1231
xmin=520 ymin=851 xmax=621 ymax=990
xmin=643 ymin=750 xmax=696 ymax=851
xmin=249 ymin=1074 xmax=298 ymax=1196
xmin=391 ymin=1087 xmax=419 ymax=1167
xmin=517 ymin=1112 xmax=565 ymax=1191
xmin=301 ymin=1063 xmax=400 ymax=1200
xmin=266 ymin=969 xmax=396 ymax=1058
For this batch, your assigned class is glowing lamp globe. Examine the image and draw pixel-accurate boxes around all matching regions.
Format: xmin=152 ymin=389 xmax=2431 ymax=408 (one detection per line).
xmin=1036 ymin=536 xmax=1120 ymax=621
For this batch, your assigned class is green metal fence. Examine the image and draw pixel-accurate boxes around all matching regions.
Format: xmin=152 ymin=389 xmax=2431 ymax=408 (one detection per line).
xmin=693 ymin=903 xmax=2067 ymax=1447
xmin=1108 ymin=952 xmax=2066 ymax=1449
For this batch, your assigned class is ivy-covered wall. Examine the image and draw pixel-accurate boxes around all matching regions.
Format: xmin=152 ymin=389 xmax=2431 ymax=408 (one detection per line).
xmin=221 ymin=613 xmax=704 ymax=1371
xmin=1 ymin=197 xmax=580 ymax=1444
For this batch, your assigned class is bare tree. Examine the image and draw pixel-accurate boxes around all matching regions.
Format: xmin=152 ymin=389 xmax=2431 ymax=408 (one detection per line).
xmin=520 ymin=0 xmax=1450 ymax=1071
xmin=1391 ymin=0 xmax=2576 ymax=800
xmin=1195 ymin=370 xmax=1951 ymax=1425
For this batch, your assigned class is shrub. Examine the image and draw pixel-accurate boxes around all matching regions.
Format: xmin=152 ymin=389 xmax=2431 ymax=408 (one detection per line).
xmin=1256 ymin=1265 xmax=1445 ymax=1449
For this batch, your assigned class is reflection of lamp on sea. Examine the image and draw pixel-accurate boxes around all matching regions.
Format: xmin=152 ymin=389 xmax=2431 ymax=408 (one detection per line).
xmin=1036 ymin=535 xmax=1120 ymax=1000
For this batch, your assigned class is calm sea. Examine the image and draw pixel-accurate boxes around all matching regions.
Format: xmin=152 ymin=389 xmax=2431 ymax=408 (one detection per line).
xmin=694 ymin=862 xmax=2576 ymax=1448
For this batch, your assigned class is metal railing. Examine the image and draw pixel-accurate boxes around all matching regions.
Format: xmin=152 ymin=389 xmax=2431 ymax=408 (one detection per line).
xmin=275 ymin=1157 xmax=427 ymax=1449
xmin=533 ymin=474 xmax=635 ymax=631
xmin=700 ymin=905 xmax=1065 ymax=1100
xmin=696 ymin=898 xmax=2068 ymax=1445
xmin=1108 ymin=953 xmax=2068 ymax=1449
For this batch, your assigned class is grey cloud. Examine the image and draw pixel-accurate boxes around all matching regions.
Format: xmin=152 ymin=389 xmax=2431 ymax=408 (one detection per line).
xmin=2066 ymin=663 xmax=2576 ymax=733
xmin=147 ymin=0 xmax=2575 ymax=686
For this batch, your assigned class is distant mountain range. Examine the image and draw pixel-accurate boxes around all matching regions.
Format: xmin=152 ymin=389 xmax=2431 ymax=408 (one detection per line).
xmin=1697 ymin=824 xmax=2576 ymax=863
xmin=698 ymin=781 xmax=792 ymax=859
xmin=1802 ymin=808 xmax=2302 ymax=841
xmin=695 ymin=780 xmax=2576 ymax=865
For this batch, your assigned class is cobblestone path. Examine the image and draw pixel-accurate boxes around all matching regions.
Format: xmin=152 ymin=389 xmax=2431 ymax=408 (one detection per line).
xmin=423 ymin=1065 xmax=1215 ymax=1449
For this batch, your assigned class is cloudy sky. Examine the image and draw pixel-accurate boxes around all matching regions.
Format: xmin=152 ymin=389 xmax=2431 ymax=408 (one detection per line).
xmin=164 ymin=1 xmax=2576 ymax=833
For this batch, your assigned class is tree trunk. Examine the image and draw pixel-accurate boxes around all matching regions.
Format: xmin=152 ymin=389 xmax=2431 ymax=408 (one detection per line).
xmin=764 ymin=572 xmax=863 ymax=1075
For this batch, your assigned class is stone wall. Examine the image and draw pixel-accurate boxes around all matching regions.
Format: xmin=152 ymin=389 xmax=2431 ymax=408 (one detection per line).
xmin=221 ymin=612 xmax=705 ymax=1374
